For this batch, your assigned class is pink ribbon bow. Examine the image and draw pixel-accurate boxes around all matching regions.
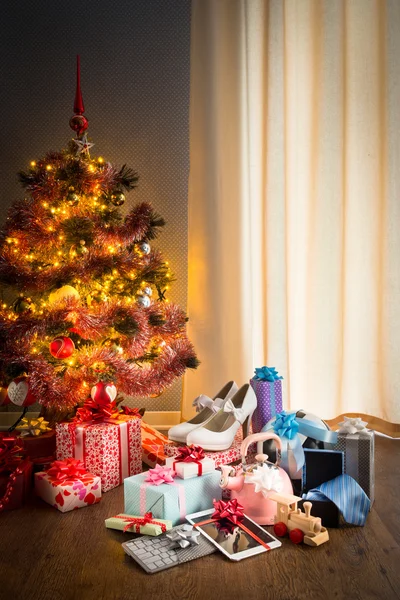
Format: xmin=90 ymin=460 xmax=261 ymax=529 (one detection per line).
xmin=144 ymin=464 xmax=176 ymax=486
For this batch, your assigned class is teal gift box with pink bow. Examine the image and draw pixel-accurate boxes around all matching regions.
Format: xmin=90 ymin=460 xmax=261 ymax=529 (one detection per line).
xmin=250 ymin=366 xmax=283 ymax=433
xmin=124 ymin=464 xmax=222 ymax=526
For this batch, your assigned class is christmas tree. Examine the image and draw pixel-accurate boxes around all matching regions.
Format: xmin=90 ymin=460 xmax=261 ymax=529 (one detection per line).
xmin=0 ymin=57 xmax=198 ymax=423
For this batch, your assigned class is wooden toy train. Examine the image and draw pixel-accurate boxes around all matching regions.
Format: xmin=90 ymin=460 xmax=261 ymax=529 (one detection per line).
xmin=269 ymin=493 xmax=329 ymax=547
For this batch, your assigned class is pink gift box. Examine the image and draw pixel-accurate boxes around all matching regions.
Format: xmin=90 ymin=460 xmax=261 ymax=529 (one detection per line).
xmin=35 ymin=470 xmax=101 ymax=513
xmin=56 ymin=416 xmax=142 ymax=492
xmin=164 ymin=430 xmax=257 ymax=469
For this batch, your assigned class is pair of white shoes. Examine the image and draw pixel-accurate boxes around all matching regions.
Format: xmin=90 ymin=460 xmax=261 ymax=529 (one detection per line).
xmin=168 ymin=381 xmax=257 ymax=451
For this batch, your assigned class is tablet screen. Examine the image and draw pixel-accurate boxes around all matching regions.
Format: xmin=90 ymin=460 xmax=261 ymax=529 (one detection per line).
xmin=190 ymin=514 xmax=276 ymax=556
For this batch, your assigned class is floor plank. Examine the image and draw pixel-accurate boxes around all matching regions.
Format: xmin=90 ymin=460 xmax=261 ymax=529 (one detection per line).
xmin=0 ymin=435 xmax=399 ymax=600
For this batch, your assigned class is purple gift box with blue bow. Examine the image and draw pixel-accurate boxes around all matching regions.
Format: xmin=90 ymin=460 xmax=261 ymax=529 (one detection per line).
xmin=250 ymin=366 xmax=283 ymax=433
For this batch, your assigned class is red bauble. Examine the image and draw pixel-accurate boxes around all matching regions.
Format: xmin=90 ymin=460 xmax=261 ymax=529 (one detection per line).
xmin=91 ymin=382 xmax=117 ymax=405
xmin=69 ymin=114 xmax=88 ymax=135
xmin=49 ymin=337 xmax=75 ymax=359
xmin=7 ymin=377 xmax=36 ymax=407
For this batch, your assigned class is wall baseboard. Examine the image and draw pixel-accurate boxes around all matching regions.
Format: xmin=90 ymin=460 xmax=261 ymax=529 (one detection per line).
xmin=0 ymin=410 xmax=181 ymax=432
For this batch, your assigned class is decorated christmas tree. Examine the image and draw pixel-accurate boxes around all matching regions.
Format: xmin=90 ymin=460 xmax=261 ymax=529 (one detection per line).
xmin=0 ymin=57 xmax=198 ymax=424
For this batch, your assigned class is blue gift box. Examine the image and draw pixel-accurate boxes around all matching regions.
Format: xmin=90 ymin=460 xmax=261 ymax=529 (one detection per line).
xmin=124 ymin=471 xmax=222 ymax=526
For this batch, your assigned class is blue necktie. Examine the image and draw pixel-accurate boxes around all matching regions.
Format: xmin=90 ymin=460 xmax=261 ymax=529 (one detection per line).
xmin=303 ymin=474 xmax=370 ymax=526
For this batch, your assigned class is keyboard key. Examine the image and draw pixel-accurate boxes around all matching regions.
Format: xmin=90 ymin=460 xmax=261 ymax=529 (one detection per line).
xmin=155 ymin=560 xmax=165 ymax=568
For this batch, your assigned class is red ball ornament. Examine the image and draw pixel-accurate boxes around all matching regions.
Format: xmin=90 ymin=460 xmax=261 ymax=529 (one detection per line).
xmin=69 ymin=114 xmax=88 ymax=135
xmin=7 ymin=377 xmax=36 ymax=407
xmin=49 ymin=336 xmax=75 ymax=359
xmin=91 ymin=382 xmax=117 ymax=405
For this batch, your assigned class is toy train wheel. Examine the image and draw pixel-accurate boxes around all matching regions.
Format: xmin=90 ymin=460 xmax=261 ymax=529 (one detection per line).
xmin=274 ymin=522 xmax=288 ymax=537
xmin=289 ymin=528 xmax=304 ymax=544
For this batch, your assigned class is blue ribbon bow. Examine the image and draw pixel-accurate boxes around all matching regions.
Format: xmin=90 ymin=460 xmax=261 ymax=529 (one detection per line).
xmin=253 ymin=366 xmax=283 ymax=382
xmin=262 ymin=410 xmax=338 ymax=477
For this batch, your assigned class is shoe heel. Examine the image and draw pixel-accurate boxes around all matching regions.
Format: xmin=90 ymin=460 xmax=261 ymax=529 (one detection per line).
xmin=242 ymin=409 xmax=255 ymax=439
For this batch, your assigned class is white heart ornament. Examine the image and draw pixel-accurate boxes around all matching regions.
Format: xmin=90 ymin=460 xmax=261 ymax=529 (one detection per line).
xmin=7 ymin=379 xmax=29 ymax=406
xmin=104 ymin=384 xmax=117 ymax=402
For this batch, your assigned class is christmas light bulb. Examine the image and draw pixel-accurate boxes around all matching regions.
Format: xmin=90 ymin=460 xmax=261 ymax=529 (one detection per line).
xmin=30 ymin=161 xmax=36 ymax=167
xmin=46 ymin=165 xmax=52 ymax=171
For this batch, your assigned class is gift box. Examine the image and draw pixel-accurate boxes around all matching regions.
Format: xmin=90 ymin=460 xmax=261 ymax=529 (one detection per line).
xmin=0 ymin=433 xmax=33 ymax=512
xmin=35 ymin=459 xmax=101 ymax=513
xmin=0 ymin=460 xmax=33 ymax=511
xmin=141 ymin=421 xmax=176 ymax=467
xmin=250 ymin=367 xmax=283 ymax=433
xmin=300 ymin=448 xmax=344 ymax=527
xmin=164 ymin=430 xmax=256 ymax=470
xmin=165 ymin=446 xmax=215 ymax=480
xmin=124 ymin=465 xmax=222 ymax=526
xmin=105 ymin=512 xmax=172 ymax=536
xmin=19 ymin=430 xmax=56 ymax=461
xmin=56 ymin=415 xmax=142 ymax=492
xmin=331 ymin=418 xmax=375 ymax=505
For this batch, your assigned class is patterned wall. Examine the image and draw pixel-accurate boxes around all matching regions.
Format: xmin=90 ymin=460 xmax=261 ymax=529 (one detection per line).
xmin=0 ymin=0 xmax=191 ymax=412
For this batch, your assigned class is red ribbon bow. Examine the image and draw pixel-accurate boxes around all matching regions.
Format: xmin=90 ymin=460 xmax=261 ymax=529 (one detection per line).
xmin=0 ymin=433 xmax=24 ymax=474
xmin=46 ymin=458 xmax=87 ymax=484
xmin=74 ymin=399 xmax=119 ymax=424
xmin=120 ymin=406 xmax=142 ymax=418
xmin=173 ymin=445 xmax=205 ymax=477
xmin=211 ymin=499 xmax=245 ymax=526
xmin=114 ymin=512 xmax=168 ymax=533
xmin=176 ymin=445 xmax=205 ymax=462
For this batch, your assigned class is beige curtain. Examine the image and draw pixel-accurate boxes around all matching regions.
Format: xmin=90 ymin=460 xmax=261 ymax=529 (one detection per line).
xmin=183 ymin=0 xmax=400 ymax=424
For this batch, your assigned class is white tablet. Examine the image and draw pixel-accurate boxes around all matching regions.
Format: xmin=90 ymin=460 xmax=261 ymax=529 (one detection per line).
xmin=186 ymin=509 xmax=281 ymax=561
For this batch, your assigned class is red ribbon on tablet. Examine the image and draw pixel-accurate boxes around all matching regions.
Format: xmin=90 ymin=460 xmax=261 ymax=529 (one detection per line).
xmin=194 ymin=498 xmax=271 ymax=551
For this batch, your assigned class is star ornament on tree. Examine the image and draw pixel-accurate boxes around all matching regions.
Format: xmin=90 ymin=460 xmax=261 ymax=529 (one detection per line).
xmin=73 ymin=133 xmax=94 ymax=155
xmin=244 ymin=464 xmax=283 ymax=498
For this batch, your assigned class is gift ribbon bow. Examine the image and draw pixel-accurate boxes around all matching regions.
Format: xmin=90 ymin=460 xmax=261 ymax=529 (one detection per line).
xmin=113 ymin=512 xmax=168 ymax=533
xmin=166 ymin=524 xmax=200 ymax=549
xmin=120 ymin=406 xmax=143 ymax=418
xmin=16 ymin=416 xmax=51 ymax=437
xmin=244 ymin=464 xmax=283 ymax=498
xmin=211 ymin=498 xmax=245 ymax=526
xmin=173 ymin=445 xmax=205 ymax=476
xmin=264 ymin=410 xmax=338 ymax=474
xmin=337 ymin=416 xmax=369 ymax=435
xmin=0 ymin=433 xmax=24 ymax=473
xmin=192 ymin=394 xmax=219 ymax=414
xmin=74 ymin=398 xmax=119 ymax=423
xmin=46 ymin=458 xmax=88 ymax=484
xmin=144 ymin=464 xmax=176 ymax=486
xmin=253 ymin=366 xmax=283 ymax=382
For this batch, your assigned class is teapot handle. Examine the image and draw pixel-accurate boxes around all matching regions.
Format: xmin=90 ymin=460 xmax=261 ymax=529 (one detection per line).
xmin=240 ymin=432 xmax=282 ymax=466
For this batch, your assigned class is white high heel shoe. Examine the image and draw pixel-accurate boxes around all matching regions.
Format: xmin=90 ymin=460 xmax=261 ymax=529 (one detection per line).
xmin=168 ymin=381 xmax=238 ymax=443
xmin=186 ymin=384 xmax=257 ymax=451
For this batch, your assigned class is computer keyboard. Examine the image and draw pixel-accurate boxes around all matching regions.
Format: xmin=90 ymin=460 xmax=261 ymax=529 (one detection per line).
xmin=123 ymin=525 xmax=216 ymax=573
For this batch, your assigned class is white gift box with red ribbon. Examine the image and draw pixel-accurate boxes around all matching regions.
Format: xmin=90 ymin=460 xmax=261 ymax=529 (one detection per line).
xmin=56 ymin=416 xmax=142 ymax=493
xmin=165 ymin=456 xmax=215 ymax=479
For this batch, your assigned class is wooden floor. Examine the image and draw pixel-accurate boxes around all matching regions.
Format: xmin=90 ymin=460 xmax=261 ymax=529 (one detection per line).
xmin=0 ymin=435 xmax=399 ymax=600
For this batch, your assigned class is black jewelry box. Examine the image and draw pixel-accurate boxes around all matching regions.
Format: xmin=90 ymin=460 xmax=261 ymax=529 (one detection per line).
xmin=297 ymin=448 xmax=344 ymax=528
